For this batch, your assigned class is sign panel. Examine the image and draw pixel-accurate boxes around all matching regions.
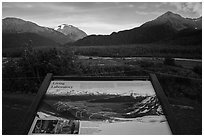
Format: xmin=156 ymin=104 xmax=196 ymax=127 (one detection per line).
xmin=28 ymin=80 xmax=172 ymax=134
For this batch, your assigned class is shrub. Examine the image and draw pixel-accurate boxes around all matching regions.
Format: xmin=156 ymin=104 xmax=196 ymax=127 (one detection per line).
xmin=193 ymin=65 xmax=202 ymax=75
xmin=164 ymin=57 xmax=176 ymax=66
xmin=2 ymin=46 xmax=81 ymax=93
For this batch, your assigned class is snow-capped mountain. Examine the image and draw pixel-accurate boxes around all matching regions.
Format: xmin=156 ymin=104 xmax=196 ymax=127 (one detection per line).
xmin=124 ymin=95 xmax=163 ymax=118
xmin=48 ymin=94 xmax=163 ymax=120
xmin=47 ymin=88 xmax=153 ymax=97
xmin=47 ymin=89 xmax=118 ymax=96
xmin=54 ymin=24 xmax=87 ymax=41
xmin=2 ymin=17 xmax=72 ymax=45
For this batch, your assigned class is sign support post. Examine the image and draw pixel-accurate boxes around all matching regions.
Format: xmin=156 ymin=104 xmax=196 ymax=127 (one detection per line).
xmin=150 ymin=73 xmax=182 ymax=135
xmin=21 ymin=73 xmax=53 ymax=135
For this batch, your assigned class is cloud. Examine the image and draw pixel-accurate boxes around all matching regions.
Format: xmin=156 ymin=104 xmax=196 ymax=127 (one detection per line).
xmin=167 ymin=2 xmax=202 ymax=16
xmin=76 ymin=22 xmax=140 ymax=35
xmin=135 ymin=10 xmax=162 ymax=16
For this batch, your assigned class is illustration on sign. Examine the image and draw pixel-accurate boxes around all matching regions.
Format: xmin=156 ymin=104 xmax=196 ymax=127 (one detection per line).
xmin=29 ymin=81 xmax=172 ymax=134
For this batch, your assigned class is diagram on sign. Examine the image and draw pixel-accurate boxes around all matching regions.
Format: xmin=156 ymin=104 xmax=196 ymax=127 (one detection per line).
xmin=29 ymin=81 xmax=172 ymax=134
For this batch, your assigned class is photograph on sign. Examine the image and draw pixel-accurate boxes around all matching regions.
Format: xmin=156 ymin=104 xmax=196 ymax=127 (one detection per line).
xmin=31 ymin=119 xmax=79 ymax=134
xmin=29 ymin=81 xmax=172 ymax=135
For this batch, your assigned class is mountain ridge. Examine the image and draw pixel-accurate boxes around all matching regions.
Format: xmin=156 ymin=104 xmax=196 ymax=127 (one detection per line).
xmin=143 ymin=11 xmax=202 ymax=30
xmin=2 ymin=17 xmax=88 ymax=49
xmin=73 ymin=11 xmax=202 ymax=46
xmin=3 ymin=17 xmax=72 ymax=44
xmin=2 ymin=11 xmax=202 ymax=50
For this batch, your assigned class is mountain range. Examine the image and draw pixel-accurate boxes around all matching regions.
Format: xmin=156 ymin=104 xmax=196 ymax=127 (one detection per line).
xmin=2 ymin=17 xmax=87 ymax=49
xmin=51 ymin=94 xmax=162 ymax=120
xmin=47 ymin=88 xmax=149 ymax=97
xmin=2 ymin=11 xmax=202 ymax=50
xmin=74 ymin=11 xmax=202 ymax=46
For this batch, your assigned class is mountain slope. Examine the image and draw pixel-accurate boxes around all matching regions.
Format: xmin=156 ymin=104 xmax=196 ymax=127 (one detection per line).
xmin=55 ymin=24 xmax=87 ymax=41
xmin=2 ymin=17 xmax=72 ymax=45
xmin=142 ymin=11 xmax=202 ymax=30
xmin=124 ymin=95 xmax=163 ymax=118
xmin=74 ymin=11 xmax=202 ymax=46
xmin=2 ymin=33 xmax=59 ymax=49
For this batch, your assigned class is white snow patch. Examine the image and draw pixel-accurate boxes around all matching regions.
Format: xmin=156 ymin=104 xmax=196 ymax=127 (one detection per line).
xmin=139 ymin=109 xmax=149 ymax=114
xmin=157 ymin=105 xmax=163 ymax=113
xmin=60 ymin=24 xmax=65 ymax=29
xmin=126 ymin=109 xmax=140 ymax=115
xmin=54 ymin=27 xmax=59 ymax=30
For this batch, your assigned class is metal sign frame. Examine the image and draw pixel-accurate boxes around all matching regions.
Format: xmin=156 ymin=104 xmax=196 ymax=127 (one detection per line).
xmin=21 ymin=73 xmax=181 ymax=135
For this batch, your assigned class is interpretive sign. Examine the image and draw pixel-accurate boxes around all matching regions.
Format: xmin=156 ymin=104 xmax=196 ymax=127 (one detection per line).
xmin=23 ymin=74 xmax=180 ymax=134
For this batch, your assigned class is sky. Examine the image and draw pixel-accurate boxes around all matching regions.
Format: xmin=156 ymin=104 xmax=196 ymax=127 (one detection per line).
xmin=2 ymin=2 xmax=202 ymax=35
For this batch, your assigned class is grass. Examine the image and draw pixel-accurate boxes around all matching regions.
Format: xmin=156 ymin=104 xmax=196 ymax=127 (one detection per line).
xmin=76 ymin=55 xmax=201 ymax=80
xmin=175 ymin=60 xmax=201 ymax=69
xmin=2 ymin=93 xmax=35 ymax=135
xmin=168 ymin=97 xmax=202 ymax=135
xmin=3 ymin=43 xmax=202 ymax=59
xmin=70 ymin=43 xmax=202 ymax=59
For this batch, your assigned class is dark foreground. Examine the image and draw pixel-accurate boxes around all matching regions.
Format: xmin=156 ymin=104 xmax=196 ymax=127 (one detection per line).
xmin=2 ymin=53 xmax=202 ymax=134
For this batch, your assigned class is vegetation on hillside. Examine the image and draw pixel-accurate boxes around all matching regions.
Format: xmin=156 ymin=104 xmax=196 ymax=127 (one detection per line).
xmin=3 ymin=44 xmax=201 ymax=95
